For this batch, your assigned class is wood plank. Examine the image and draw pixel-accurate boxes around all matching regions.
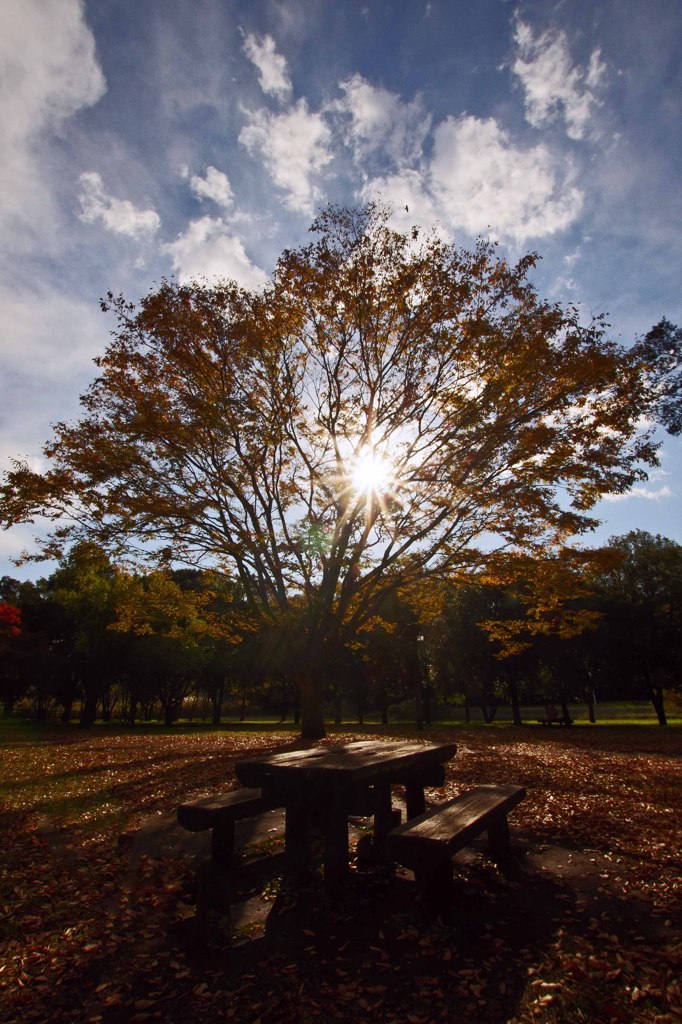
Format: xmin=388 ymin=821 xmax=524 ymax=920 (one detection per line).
xmin=235 ymin=740 xmax=456 ymax=788
xmin=177 ymin=787 xmax=277 ymax=832
xmin=385 ymin=784 xmax=525 ymax=868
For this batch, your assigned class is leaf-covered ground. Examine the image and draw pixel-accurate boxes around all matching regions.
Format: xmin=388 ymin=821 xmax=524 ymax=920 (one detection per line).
xmin=0 ymin=721 xmax=680 ymax=1023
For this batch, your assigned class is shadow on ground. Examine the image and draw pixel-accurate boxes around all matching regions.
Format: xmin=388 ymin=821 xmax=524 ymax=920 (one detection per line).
xmin=113 ymin=804 xmax=677 ymax=1023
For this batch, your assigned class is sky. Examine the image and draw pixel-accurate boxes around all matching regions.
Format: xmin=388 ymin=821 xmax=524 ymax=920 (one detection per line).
xmin=1 ymin=0 xmax=681 ymax=580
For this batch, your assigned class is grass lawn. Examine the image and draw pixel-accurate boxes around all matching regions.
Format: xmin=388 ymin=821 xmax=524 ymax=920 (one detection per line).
xmin=0 ymin=718 xmax=680 ymax=1023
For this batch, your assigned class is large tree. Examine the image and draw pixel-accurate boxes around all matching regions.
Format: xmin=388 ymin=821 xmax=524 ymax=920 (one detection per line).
xmin=0 ymin=204 xmax=657 ymax=737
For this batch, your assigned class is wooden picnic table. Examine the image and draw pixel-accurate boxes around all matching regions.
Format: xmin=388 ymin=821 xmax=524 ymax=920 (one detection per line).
xmin=235 ymin=739 xmax=456 ymax=893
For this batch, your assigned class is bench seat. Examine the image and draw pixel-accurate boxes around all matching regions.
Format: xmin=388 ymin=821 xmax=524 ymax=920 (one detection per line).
xmin=385 ymin=783 xmax=526 ymax=904
xmin=177 ymin=787 xmax=281 ymax=864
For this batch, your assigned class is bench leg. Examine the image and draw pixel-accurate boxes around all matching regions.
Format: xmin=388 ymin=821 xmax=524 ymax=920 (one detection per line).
xmin=211 ymin=820 xmax=236 ymax=864
xmin=487 ymin=814 xmax=511 ymax=863
xmin=358 ymin=782 xmax=400 ymax=866
xmin=194 ymin=861 xmax=232 ymax=946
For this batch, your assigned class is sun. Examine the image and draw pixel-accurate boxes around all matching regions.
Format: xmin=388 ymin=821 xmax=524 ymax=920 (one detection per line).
xmin=351 ymin=447 xmax=394 ymax=499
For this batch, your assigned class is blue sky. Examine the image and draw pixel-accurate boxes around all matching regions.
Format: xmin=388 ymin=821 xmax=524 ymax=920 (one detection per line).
xmin=1 ymin=0 xmax=680 ymax=578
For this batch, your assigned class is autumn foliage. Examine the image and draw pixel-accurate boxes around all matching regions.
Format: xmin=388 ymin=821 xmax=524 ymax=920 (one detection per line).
xmin=0 ymin=204 xmax=659 ymax=737
xmin=0 ymin=722 xmax=679 ymax=1023
xmin=0 ymin=602 xmax=21 ymax=640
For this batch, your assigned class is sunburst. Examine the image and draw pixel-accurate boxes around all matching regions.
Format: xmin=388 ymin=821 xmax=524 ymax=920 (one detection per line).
xmin=351 ymin=447 xmax=394 ymax=499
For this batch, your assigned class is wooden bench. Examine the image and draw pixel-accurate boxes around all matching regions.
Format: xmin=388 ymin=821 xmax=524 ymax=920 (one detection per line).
xmin=177 ymin=787 xmax=282 ymax=865
xmin=537 ymin=716 xmax=573 ymax=727
xmin=385 ymin=783 xmax=526 ymax=905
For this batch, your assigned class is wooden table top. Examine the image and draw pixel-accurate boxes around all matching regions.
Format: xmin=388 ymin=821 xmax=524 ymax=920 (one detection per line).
xmin=235 ymin=739 xmax=457 ymax=789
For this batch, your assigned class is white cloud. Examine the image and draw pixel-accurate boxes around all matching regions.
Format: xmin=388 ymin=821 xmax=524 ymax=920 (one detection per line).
xmin=359 ymin=170 xmax=444 ymax=236
xmin=190 ymin=166 xmax=234 ymax=209
xmin=0 ymin=282 xmax=106 ymax=381
xmin=430 ymin=115 xmax=583 ymax=243
xmin=78 ymin=172 xmax=160 ymax=238
xmin=333 ymin=76 xmax=582 ymax=245
xmin=242 ymin=32 xmax=292 ymax=100
xmin=163 ymin=217 xmax=267 ymax=289
xmin=239 ymin=99 xmax=332 ymax=214
xmin=336 ymin=74 xmax=431 ymax=167
xmin=0 ymin=281 xmax=107 ymax=496
xmin=0 ymin=0 xmax=106 ymax=241
xmin=512 ymin=19 xmax=607 ymax=140
xmin=603 ymin=486 xmax=673 ymax=503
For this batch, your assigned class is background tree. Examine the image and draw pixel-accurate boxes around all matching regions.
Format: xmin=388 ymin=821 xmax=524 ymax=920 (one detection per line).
xmin=1 ymin=576 xmax=83 ymax=721
xmin=589 ymin=531 xmax=682 ymax=725
xmin=45 ymin=542 xmax=126 ymax=727
xmin=0 ymin=204 xmax=657 ymax=737
xmin=632 ymin=318 xmax=682 ymax=436
xmin=111 ymin=569 xmax=238 ymax=726
xmin=358 ymin=603 xmax=418 ymax=727
xmin=0 ymin=601 xmax=21 ymax=642
xmin=478 ymin=548 xmax=618 ymax=721
xmin=431 ymin=584 xmax=512 ymax=723
xmin=0 ymin=597 xmax=23 ymax=713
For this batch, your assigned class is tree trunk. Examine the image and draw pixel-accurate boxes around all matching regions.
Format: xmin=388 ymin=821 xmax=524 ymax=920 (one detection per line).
xmin=100 ymin=684 xmax=115 ymax=722
xmin=649 ymin=683 xmax=668 ymax=726
xmin=79 ymin=679 xmax=98 ymax=728
xmin=378 ymin=684 xmax=389 ymax=725
xmin=211 ymin=695 xmax=221 ymax=725
xmin=481 ymin=703 xmax=498 ymax=724
xmin=423 ymin=686 xmax=432 ymax=726
xmin=186 ymin=694 xmax=198 ymax=721
xmin=35 ymin=701 xmax=49 ymax=722
xmin=298 ymin=675 xmax=326 ymax=739
xmin=414 ymin=685 xmax=424 ymax=731
xmin=210 ymin=680 xmax=224 ymax=725
xmin=585 ymin=690 xmax=596 ymax=723
xmin=356 ymin=685 xmax=365 ymax=726
xmin=506 ymin=674 xmax=523 ymax=726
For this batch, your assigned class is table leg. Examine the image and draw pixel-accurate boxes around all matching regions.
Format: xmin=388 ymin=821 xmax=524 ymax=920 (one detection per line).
xmin=322 ymin=790 xmax=349 ymax=895
xmin=405 ymin=780 xmax=426 ymax=819
xmin=284 ymin=797 xmax=310 ymax=882
xmin=371 ymin=780 xmax=401 ymax=850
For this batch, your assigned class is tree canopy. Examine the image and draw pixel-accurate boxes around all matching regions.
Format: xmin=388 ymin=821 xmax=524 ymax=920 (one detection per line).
xmin=589 ymin=530 xmax=682 ymax=725
xmin=0 ymin=204 xmax=658 ymax=736
xmin=631 ymin=318 xmax=682 ymax=436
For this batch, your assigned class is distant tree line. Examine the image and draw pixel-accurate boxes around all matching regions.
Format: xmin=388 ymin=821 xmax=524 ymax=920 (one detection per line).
xmin=1 ymin=530 xmax=679 ymax=728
